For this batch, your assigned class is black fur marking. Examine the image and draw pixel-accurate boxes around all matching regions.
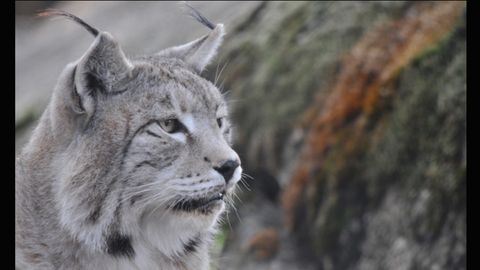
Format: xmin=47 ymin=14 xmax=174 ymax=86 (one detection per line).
xmin=87 ymin=207 xmax=101 ymax=223
xmin=146 ymin=130 xmax=163 ymax=138
xmin=131 ymin=150 xmax=154 ymax=156
xmin=87 ymin=121 xmax=154 ymax=223
xmin=120 ymin=119 xmax=159 ymax=166
xmin=106 ymin=232 xmax=135 ymax=258
xmin=172 ymin=193 xmax=224 ymax=214
xmin=87 ymin=119 xmax=168 ymax=223
xmin=113 ymin=196 xmax=124 ymax=225
xmin=86 ymin=72 xmax=106 ymax=94
xmin=87 ymin=174 xmax=115 ymax=223
xmin=130 ymin=194 xmax=142 ymax=206
xmin=134 ymin=160 xmax=157 ymax=170
xmin=87 ymin=208 xmax=101 ymax=223
xmin=183 ymin=235 xmax=202 ymax=254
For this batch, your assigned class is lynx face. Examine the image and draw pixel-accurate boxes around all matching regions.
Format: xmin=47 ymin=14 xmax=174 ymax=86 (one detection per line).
xmin=118 ymin=56 xmax=242 ymax=218
xmin=19 ymin=10 xmax=241 ymax=261
xmin=82 ymin=52 xmax=243 ymax=259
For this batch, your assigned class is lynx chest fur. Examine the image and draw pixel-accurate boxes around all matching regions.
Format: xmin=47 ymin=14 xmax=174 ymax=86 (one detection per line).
xmin=15 ymin=8 xmax=242 ymax=270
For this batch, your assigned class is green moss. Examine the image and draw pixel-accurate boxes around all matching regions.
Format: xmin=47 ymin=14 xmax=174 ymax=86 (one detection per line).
xmin=411 ymin=7 xmax=465 ymax=67
xmin=213 ymin=229 xmax=227 ymax=253
xmin=210 ymin=228 xmax=227 ymax=270
xmin=215 ymin=2 xmax=409 ymax=168
xmin=212 ymin=1 xmax=465 ymax=266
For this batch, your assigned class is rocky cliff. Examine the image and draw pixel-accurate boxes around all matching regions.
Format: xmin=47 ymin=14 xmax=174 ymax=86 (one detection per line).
xmin=212 ymin=2 xmax=466 ymax=270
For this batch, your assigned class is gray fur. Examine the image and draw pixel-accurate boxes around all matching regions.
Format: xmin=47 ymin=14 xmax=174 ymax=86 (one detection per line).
xmin=16 ymin=10 xmax=241 ymax=270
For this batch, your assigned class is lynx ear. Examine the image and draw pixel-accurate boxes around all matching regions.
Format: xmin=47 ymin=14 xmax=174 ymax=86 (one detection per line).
xmin=73 ymin=32 xmax=132 ymax=115
xmin=157 ymin=24 xmax=224 ymax=73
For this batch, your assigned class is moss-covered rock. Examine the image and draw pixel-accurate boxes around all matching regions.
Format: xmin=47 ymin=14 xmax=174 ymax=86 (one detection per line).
xmin=282 ymin=3 xmax=465 ymax=269
xmin=207 ymin=1 xmax=410 ymax=197
xmin=216 ymin=1 xmax=465 ymax=270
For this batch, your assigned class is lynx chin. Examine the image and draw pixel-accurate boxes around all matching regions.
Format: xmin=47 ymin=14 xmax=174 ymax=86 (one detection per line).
xmin=16 ymin=7 xmax=242 ymax=270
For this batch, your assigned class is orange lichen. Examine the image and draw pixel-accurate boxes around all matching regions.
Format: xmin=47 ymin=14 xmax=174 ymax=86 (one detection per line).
xmin=282 ymin=1 xmax=465 ymax=229
xmin=245 ymin=228 xmax=280 ymax=260
xmin=281 ymin=166 xmax=308 ymax=229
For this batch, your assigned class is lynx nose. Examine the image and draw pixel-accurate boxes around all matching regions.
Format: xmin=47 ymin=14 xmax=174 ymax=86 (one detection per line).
xmin=214 ymin=160 xmax=240 ymax=183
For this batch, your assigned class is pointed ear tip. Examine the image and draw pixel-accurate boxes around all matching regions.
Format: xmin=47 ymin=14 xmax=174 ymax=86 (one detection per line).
xmin=92 ymin=31 xmax=122 ymax=49
xmin=214 ymin=23 xmax=225 ymax=35
xmin=97 ymin=31 xmax=115 ymax=41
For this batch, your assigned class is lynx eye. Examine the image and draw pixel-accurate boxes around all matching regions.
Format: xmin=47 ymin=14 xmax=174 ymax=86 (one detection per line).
xmin=159 ymin=119 xmax=184 ymax=134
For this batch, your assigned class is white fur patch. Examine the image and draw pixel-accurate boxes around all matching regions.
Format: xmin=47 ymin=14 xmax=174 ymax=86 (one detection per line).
xmin=181 ymin=113 xmax=195 ymax=133
xmin=169 ymin=132 xmax=187 ymax=143
xmin=228 ymin=166 xmax=242 ymax=191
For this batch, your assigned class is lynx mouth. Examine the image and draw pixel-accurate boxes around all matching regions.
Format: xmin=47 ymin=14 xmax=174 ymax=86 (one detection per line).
xmin=171 ymin=191 xmax=225 ymax=214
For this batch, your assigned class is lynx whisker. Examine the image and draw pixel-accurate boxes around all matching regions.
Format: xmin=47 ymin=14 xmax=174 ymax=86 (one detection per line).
xmin=214 ymin=60 xmax=230 ymax=87
xmin=227 ymin=195 xmax=242 ymax=223
xmin=241 ymin=172 xmax=254 ymax=180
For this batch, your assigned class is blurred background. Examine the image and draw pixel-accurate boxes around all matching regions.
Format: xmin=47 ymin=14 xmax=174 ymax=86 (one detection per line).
xmin=15 ymin=1 xmax=466 ymax=270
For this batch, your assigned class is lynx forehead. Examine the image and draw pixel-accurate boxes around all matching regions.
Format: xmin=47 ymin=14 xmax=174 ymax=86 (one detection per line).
xmin=16 ymin=6 xmax=242 ymax=270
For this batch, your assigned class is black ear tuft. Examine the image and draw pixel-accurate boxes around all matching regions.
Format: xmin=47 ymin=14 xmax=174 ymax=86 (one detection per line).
xmin=182 ymin=2 xmax=215 ymax=30
xmin=38 ymin=9 xmax=99 ymax=37
xmin=156 ymin=3 xmax=225 ymax=73
xmin=156 ymin=24 xmax=225 ymax=73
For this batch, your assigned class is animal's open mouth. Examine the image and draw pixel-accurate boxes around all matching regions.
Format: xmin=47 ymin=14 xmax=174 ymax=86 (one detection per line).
xmin=171 ymin=192 xmax=225 ymax=213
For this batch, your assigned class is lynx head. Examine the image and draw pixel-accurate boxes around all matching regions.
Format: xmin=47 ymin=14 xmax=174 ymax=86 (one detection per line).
xmin=38 ymin=9 xmax=241 ymax=258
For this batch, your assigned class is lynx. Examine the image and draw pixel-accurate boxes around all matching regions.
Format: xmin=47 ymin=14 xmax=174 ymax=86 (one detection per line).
xmin=16 ymin=6 xmax=242 ymax=270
